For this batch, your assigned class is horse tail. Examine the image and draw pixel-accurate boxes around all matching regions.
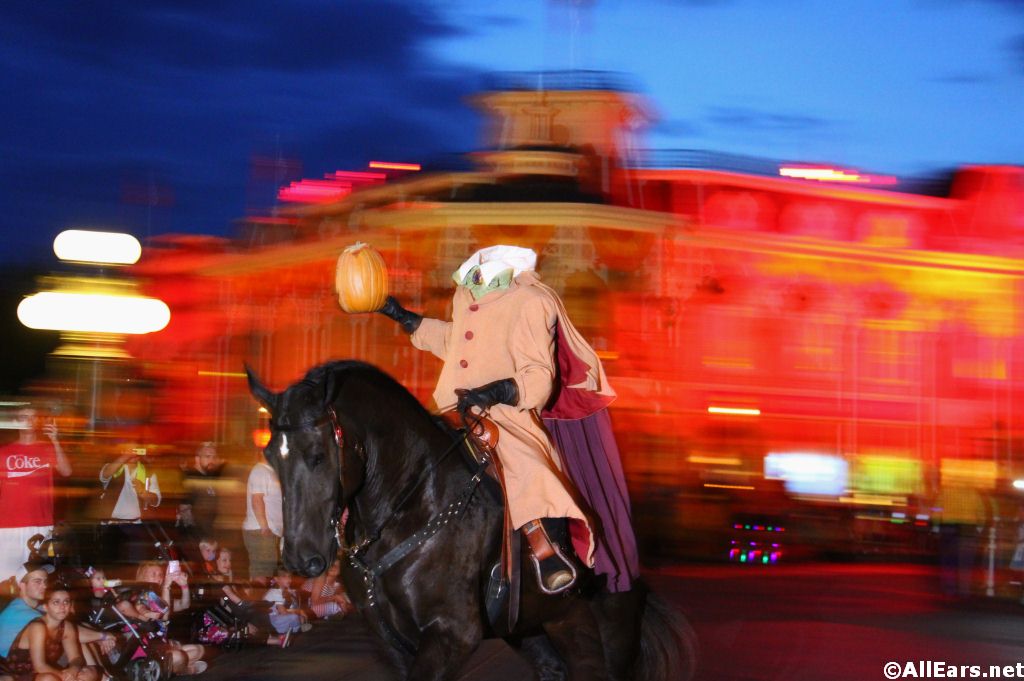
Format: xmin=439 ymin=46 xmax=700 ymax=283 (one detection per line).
xmin=635 ymin=591 xmax=699 ymax=681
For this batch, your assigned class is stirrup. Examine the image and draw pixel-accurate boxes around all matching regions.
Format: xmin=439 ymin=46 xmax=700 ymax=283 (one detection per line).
xmin=529 ymin=547 xmax=577 ymax=595
xmin=522 ymin=519 xmax=577 ymax=595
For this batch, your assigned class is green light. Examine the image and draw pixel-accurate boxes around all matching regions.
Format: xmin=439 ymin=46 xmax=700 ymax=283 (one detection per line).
xmin=762 ymin=555 xmax=769 ymax=563
xmin=740 ymin=553 xmax=747 ymax=563
xmin=744 ymin=524 xmax=751 ymax=530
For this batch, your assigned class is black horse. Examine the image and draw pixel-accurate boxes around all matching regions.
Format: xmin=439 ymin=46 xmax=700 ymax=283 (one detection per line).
xmin=247 ymin=360 xmax=695 ymax=681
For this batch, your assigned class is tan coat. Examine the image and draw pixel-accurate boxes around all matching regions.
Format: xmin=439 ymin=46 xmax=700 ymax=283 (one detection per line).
xmin=411 ymin=271 xmax=596 ymax=563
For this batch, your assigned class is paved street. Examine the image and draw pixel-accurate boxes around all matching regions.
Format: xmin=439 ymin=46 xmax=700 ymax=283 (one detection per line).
xmin=199 ymin=563 xmax=1024 ymax=680
xmin=199 ymin=611 xmax=533 ymax=681
xmin=657 ymin=563 xmax=1024 ymax=681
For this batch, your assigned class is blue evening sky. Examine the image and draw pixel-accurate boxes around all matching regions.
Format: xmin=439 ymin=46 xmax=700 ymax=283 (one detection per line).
xmin=432 ymin=0 xmax=1024 ymax=174
xmin=0 ymin=1 xmax=1020 ymax=266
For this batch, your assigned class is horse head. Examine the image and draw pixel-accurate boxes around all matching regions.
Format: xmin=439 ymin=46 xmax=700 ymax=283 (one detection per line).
xmin=246 ymin=364 xmax=348 ymax=577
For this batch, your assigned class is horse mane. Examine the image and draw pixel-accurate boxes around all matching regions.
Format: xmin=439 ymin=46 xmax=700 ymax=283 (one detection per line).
xmin=300 ymin=360 xmax=439 ymax=427
xmin=299 ymin=360 xmax=457 ymax=502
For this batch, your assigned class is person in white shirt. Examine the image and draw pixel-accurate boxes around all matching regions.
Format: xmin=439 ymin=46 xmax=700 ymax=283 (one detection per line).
xmin=98 ymin=447 xmax=161 ymax=522
xmin=97 ymin=446 xmax=162 ymax=564
xmin=242 ymin=453 xmax=283 ymax=583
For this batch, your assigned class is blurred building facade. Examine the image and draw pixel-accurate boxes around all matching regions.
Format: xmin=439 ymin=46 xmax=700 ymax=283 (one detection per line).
xmin=123 ymin=74 xmax=1024 ymax=558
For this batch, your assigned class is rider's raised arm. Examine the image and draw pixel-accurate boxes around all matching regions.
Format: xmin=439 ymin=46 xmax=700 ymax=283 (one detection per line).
xmin=410 ymin=317 xmax=451 ymax=360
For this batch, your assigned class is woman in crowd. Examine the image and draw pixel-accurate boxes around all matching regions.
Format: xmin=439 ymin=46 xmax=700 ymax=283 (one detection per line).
xmin=135 ymin=561 xmax=191 ymax=619
xmin=113 ymin=588 xmax=206 ymax=676
xmin=3 ymin=584 xmax=101 ymax=681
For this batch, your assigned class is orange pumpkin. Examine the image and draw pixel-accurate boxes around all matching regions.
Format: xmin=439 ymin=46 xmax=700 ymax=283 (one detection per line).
xmin=334 ymin=242 xmax=389 ymax=313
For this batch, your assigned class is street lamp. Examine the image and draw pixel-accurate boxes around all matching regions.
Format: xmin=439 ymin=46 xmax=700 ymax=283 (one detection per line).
xmin=18 ymin=291 xmax=169 ymax=334
xmin=53 ymin=229 xmax=142 ymax=265
xmin=17 ymin=230 xmax=170 ymax=430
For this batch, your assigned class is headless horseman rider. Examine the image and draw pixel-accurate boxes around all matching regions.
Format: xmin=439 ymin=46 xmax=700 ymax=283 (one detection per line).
xmin=379 ymin=245 xmax=638 ymax=594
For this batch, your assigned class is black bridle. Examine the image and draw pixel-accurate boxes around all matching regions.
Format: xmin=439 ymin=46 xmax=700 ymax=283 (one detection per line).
xmin=271 ymin=400 xmax=489 ymax=656
xmin=270 ymin=404 xmax=351 ymax=548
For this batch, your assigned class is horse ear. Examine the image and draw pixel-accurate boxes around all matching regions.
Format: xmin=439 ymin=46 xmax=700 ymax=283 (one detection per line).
xmin=323 ymin=367 xmax=340 ymax=406
xmin=245 ymin=364 xmax=278 ymax=412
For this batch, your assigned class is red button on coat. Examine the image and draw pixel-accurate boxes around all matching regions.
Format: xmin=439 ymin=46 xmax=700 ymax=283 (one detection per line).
xmin=465 ymin=331 xmax=474 ymax=340
xmin=459 ymin=360 xmax=468 ymax=368
xmin=469 ymin=304 xmax=479 ymax=311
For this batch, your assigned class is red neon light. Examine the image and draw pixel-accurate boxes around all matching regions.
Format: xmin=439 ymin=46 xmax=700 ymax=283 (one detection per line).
xmin=277 ymin=179 xmax=354 ymax=204
xmin=369 ymin=161 xmax=421 ymax=171
xmin=329 ymin=170 xmax=387 ymax=182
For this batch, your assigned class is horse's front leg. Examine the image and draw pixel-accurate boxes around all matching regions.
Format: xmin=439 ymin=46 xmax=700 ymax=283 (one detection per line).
xmin=404 ymin=620 xmax=482 ymax=681
xmin=542 ymin=600 xmax=609 ymax=681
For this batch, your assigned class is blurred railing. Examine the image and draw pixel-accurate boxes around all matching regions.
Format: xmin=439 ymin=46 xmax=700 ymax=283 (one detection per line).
xmin=481 ymin=70 xmax=638 ymax=93
xmin=634 ymin=149 xmax=783 ymax=177
xmin=632 ymin=149 xmax=956 ymax=197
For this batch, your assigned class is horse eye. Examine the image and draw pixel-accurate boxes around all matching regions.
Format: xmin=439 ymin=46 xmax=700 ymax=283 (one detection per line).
xmin=310 ymin=452 xmax=324 ymax=468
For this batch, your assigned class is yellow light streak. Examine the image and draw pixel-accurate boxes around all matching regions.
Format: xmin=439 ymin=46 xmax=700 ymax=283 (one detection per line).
xmin=703 ymin=483 xmax=755 ymax=490
xmin=707 ymin=406 xmax=761 ymax=416
xmin=368 ymin=161 xmax=421 ymax=171
xmin=688 ymin=455 xmax=742 ymax=466
xmin=838 ymin=495 xmax=899 ymax=506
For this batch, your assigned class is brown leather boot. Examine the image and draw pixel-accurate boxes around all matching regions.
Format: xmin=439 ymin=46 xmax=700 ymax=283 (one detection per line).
xmin=522 ymin=519 xmax=576 ymax=594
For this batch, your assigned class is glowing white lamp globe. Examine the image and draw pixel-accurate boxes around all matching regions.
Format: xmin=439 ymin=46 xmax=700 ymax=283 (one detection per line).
xmin=53 ymin=230 xmax=142 ymax=265
xmin=17 ymin=292 xmax=170 ymax=334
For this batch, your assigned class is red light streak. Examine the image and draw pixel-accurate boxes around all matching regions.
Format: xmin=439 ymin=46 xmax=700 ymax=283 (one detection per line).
xmin=329 ymin=170 xmax=387 ymax=182
xmin=369 ymin=161 xmax=421 ymax=171
xmin=278 ymin=179 xmax=354 ymax=204
xmin=278 ymin=170 xmax=390 ymax=204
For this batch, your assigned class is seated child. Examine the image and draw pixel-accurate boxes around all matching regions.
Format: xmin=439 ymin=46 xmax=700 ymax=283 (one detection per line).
xmin=208 ymin=548 xmax=284 ymax=647
xmin=197 ymin=538 xmax=219 ymax=579
xmin=304 ymin=558 xmax=353 ymax=621
xmin=263 ymin=566 xmax=312 ymax=636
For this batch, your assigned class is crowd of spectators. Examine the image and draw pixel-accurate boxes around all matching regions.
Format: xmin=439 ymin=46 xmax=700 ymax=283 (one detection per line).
xmin=0 ymin=407 xmax=354 ymax=680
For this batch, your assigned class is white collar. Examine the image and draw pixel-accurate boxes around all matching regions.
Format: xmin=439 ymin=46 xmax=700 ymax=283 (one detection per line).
xmin=455 ymin=245 xmax=537 ymax=286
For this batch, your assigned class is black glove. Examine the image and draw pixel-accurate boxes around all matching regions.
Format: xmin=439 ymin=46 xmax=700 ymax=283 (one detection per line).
xmin=377 ymin=296 xmax=422 ymax=334
xmin=456 ymin=378 xmax=519 ymax=415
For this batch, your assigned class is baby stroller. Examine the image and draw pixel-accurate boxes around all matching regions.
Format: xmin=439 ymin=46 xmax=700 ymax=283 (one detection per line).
xmin=88 ymin=588 xmax=174 ymax=681
xmin=189 ymin=583 xmax=259 ymax=651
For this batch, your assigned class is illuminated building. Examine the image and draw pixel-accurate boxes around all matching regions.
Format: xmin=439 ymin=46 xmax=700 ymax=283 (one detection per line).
xmin=128 ymin=73 xmax=1024 ymax=553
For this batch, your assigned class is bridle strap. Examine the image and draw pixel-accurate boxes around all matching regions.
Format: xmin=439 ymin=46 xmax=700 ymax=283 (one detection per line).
xmin=347 ymin=447 xmax=490 ymax=657
xmin=280 ymin=399 xmax=480 ymax=657
xmin=343 ymin=424 xmax=485 ymax=658
xmin=343 ymin=428 xmax=468 ymax=554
